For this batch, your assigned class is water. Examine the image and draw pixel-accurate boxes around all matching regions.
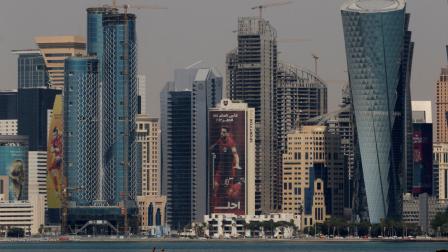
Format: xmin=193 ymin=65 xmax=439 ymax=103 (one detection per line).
xmin=0 ymin=241 xmax=447 ymax=252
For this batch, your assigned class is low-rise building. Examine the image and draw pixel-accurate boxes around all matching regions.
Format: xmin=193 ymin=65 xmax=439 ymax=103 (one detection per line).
xmin=402 ymin=193 xmax=448 ymax=234
xmin=203 ymin=213 xmax=300 ymax=239
xmin=0 ymin=195 xmax=45 ymax=235
xmin=137 ymin=195 xmax=167 ymax=236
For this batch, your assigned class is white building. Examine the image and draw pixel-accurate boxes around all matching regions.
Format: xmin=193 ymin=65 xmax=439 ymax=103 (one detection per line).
xmin=208 ymin=99 xmax=256 ymax=215
xmin=0 ymin=120 xmax=18 ymax=136
xmin=0 ymin=195 xmax=45 ymax=235
xmin=28 ymin=151 xmax=47 ymax=208
xmin=204 ymin=213 xmax=300 ymax=239
xmin=411 ymin=101 xmax=432 ymax=123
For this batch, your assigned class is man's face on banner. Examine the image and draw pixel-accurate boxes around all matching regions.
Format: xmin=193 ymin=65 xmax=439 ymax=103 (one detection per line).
xmin=220 ymin=127 xmax=229 ymax=139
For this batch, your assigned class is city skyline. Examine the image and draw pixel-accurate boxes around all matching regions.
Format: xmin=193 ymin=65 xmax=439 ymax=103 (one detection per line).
xmin=0 ymin=0 xmax=446 ymax=117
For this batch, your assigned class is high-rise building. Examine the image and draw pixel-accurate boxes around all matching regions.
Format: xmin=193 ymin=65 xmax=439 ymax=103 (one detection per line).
xmin=208 ymin=99 xmax=256 ymax=216
xmin=281 ymin=125 xmax=344 ymax=228
xmin=28 ymin=151 xmax=47 ymax=208
xmin=86 ymin=6 xmax=118 ymax=80
xmin=436 ymin=67 xmax=448 ymax=143
xmin=136 ymin=115 xmax=160 ymax=197
xmin=17 ymin=88 xmax=61 ymax=151
xmin=341 ymin=0 xmax=414 ymax=223
xmin=35 ymin=36 xmax=86 ymax=89
xmin=101 ymin=12 xmax=139 ymax=229
xmin=275 ymin=62 xmax=328 ymax=208
xmin=64 ymin=56 xmax=100 ymax=207
xmin=11 ymin=50 xmax=49 ymax=89
xmin=161 ymin=68 xmax=223 ymax=229
xmin=191 ymin=68 xmax=223 ymax=222
xmin=138 ymin=75 xmax=147 ymax=115
xmin=433 ymin=144 xmax=448 ymax=200
xmin=161 ymin=86 xmax=192 ymax=230
xmin=226 ymin=17 xmax=278 ymax=213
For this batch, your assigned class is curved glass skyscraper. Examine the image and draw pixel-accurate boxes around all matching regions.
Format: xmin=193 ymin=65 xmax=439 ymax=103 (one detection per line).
xmin=64 ymin=57 xmax=99 ymax=205
xmin=341 ymin=0 xmax=413 ymax=223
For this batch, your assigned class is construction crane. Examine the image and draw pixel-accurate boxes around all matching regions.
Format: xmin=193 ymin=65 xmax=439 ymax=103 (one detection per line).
xmin=312 ymin=53 xmax=319 ymax=75
xmin=251 ymin=0 xmax=293 ymax=19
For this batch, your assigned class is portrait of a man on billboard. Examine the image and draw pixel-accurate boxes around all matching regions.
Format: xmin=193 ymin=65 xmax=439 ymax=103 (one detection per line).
xmin=209 ymin=111 xmax=246 ymax=215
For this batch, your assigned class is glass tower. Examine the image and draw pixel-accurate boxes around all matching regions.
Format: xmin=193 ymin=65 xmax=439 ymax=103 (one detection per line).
xmin=12 ymin=50 xmax=48 ymax=89
xmin=341 ymin=0 xmax=413 ymax=223
xmin=102 ymin=13 xmax=138 ymax=210
xmin=64 ymin=56 xmax=99 ymax=206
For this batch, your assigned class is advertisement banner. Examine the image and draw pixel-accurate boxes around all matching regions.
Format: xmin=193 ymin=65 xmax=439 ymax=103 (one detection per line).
xmin=0 ymin=146 xmax=27 ymax=201
xmin=209 ymin=111 xmax=246 ymax=215
xmin=412 ymin=123 xmax=433 ymax=194
xmin=47 ymin=95 xmax=63 ymax=220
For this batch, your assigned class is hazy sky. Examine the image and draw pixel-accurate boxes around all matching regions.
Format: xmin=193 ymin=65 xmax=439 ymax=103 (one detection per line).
xmin=0 ymin=0 xmax=447 ymax=117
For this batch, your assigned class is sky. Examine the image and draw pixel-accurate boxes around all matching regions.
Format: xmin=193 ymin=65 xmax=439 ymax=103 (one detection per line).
xmin=0 ymin=0 xmax=447 ymax=117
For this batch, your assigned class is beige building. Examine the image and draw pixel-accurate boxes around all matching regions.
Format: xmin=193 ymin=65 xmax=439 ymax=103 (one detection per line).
xmin=35 ymin=35 xmax=86 ymax=89
xmin=28 ymin=151 xmax=47 ymax=208
xmin=136 ymin=115 xmax=161 ymax=196
xmin=282 ymin=125 xmax=344 ymax=228
xmin=433 ymin=143 xmax=448 ymax=199
xmin=0 ymin=120 xmax=17 ymax=136
xmin=136 ymin=195 xmax=167 ymax=234
xmin=0 ymin=195 xmax=45 ymax=235
xmin=436 ymin=67 xmax=448 ymax=143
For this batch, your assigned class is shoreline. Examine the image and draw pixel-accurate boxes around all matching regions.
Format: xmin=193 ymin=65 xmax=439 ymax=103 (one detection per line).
xmin=0 ymin=237 xmax=447 ymax=243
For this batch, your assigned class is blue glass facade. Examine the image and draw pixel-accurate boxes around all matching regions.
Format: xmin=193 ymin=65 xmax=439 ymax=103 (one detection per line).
xmin=15 ymin=51 xmax=48 ymax=89
xmin=341 ymin=0 xmax=411 ymax=223
xmin=87 ymin=7 xmax=117 ymax=81
xmin=18 ymin=88 xmax=61 ymax=151
xmin=64 ymin=57 xmax=99 ymax=206
xmin=102 ymin=13 xmax=138 ymax=208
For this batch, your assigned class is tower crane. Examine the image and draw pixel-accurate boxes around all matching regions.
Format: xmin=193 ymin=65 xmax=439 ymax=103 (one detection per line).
xmin=251 ymin=0 xmax=292 ymax=19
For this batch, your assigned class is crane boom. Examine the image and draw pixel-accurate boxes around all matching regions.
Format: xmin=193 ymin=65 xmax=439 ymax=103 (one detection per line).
xmin=251 ymin=0 xmax=292 ymax=19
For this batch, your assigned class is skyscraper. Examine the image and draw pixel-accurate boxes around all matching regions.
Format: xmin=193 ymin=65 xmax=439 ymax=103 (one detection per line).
xmin=17 ymin=88 xmax=61 ymax=151
xmin=436 ymin=67 xmax=448 ymax=143
xmin=11 ymin=49 xmax=49 ymax=89
xmin=226 ymin=17 xmax=278 ymax=213
xmin=35 ymin=36 xmax=86 ymax=89
xmin=138 ymin=75 xmax=147 ymax=115
xmin=160 ymin=67 xmax=223 ymax=229
xmin=63 ymin=56 xmax=100 ymax=207
xmin=161 ymin=84 xmax=192 ymax=230
xmin=341 ymin=0 xmax=413 ymax=223
xmin=102 ymin=12 xmax=139 ymax=229
xmin=136 ymin=115 xmax=160 ymax=197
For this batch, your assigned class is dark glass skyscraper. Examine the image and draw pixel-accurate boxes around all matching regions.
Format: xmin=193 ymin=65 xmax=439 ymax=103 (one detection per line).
xmin=12 ymin=50 xmax=48 ymax=89
xmin=102 ymin=12 xmax=138 ymax=214
xmin=341 ymin=0 xmax=413 ymax=223
xmin=18 ymin=88 xmax=60 ymax=151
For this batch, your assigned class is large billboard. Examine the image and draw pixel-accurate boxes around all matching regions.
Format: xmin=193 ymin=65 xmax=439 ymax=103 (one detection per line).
xmin=412 ymin=123 xmax=433 ymax=195
xmin=209 ymin=110 xmax=246 ymax=215
xmin=0 ymin=146 xmax=28 ymax=201
xmin=47 ymin=95 xmax=63 ymax=223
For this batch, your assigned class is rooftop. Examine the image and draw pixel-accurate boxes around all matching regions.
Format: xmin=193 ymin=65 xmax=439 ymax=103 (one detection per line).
xmin=341 ymin=0 xmax=405 ymax=13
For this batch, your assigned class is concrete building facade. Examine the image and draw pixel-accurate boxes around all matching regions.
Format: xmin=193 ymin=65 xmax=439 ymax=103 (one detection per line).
xmin=436 ymin=67 xmax=448 ymax=143
xmin=433 ymin=143 xmax=448 ymax=200
xmin=0 ymin=195 xmax=45 ymax=235
xmin=282 ymin=125 xmax=344 ymax=228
